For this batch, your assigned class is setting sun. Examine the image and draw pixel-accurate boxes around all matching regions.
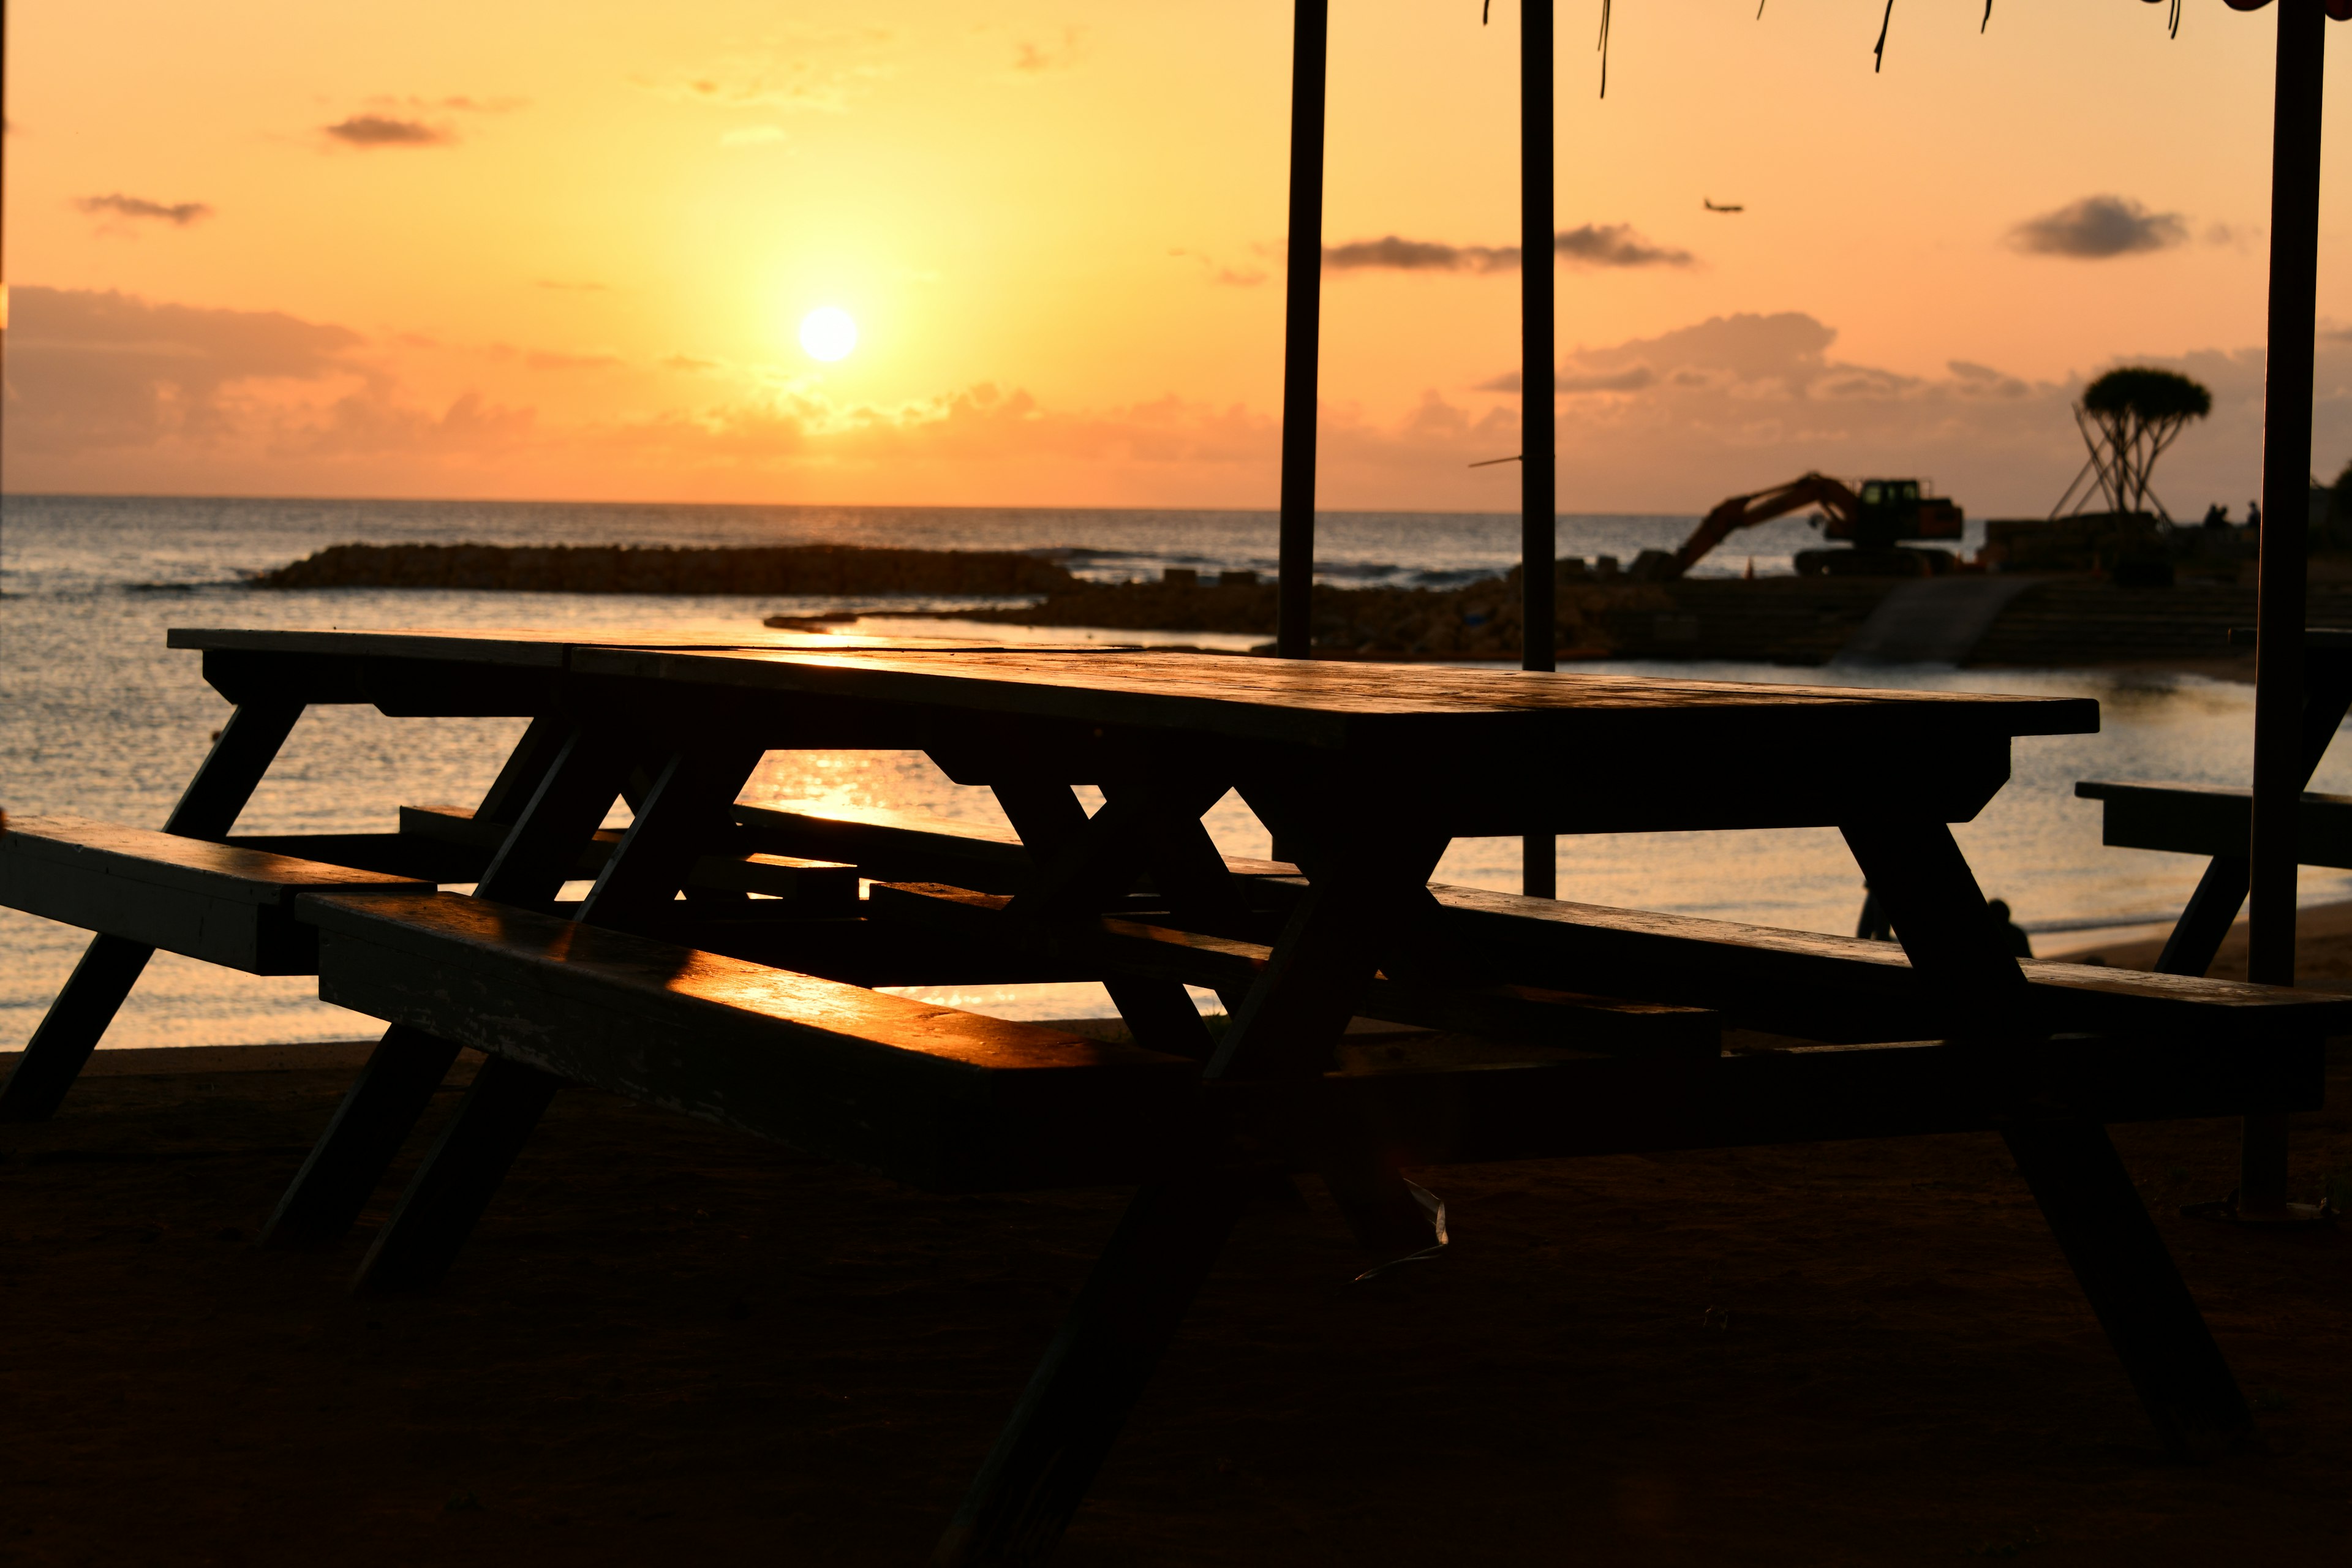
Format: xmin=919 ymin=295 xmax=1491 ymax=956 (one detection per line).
xmin=799 ymin=307 xmax=859 ymax=363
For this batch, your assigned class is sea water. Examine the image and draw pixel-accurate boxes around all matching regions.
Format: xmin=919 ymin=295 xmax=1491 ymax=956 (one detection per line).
xmin=3 ymin=493 xmax=2342 ymax=1048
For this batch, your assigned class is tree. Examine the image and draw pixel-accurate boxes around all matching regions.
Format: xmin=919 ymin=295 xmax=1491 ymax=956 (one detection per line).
xmin=2051 ymin=367 xmax=2213 ymax=521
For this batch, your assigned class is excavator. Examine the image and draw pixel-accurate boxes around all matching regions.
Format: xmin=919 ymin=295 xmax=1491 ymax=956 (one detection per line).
xmin=1629 ymin=473 xmax=1965 ymax=581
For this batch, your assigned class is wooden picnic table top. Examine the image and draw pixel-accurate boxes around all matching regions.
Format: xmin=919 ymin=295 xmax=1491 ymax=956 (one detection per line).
xmin=165 ymin=625 xmax=1133 ymax=668
xmin=567 ymin=643 xmax=2100 ymax=752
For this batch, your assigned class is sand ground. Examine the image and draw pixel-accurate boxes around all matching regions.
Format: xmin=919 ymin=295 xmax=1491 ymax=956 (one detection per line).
xmin=4 ymin=937 xmax=2350 ymax=1564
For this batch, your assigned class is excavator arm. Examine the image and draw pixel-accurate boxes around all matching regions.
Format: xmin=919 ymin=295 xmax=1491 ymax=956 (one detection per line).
xmin=1645 ymin=473 xmax=1860 ymax=580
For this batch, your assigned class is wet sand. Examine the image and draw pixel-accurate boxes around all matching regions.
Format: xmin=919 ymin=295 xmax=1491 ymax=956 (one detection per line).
xmin=4 ymin=1020 xmax=2348 ymax=1564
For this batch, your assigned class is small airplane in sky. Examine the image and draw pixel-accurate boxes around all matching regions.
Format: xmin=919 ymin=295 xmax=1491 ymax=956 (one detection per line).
xmin=1703 ymin=198 xmax=1745 ymax=213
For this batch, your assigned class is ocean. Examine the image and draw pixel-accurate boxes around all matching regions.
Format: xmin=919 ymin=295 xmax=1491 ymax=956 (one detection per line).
xmin=3 ymin=492 xmax=2341 ymax=1049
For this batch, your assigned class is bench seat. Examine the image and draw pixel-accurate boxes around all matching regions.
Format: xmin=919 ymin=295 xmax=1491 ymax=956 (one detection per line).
xmin=0 ymin=815 xmax=434 ymax=974
xmin=867 ymin=881 xmax=1722 ymax=1060
xmin=2074 ymin=779 xmax=2352 ymax=869
xmin=298 ymin=889 xmax=1201 ymax=1192
xmin=1406 ymin=883 xmax=2352 ymax=1045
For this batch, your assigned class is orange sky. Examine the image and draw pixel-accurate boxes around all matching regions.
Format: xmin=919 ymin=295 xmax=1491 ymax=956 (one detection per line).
xmin=3 ymin=0 xmax=2348 ymax=514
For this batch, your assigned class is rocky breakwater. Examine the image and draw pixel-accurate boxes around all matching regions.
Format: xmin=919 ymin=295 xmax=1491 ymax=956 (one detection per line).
xmin=951 ymin=564 xmax=1889 ymax=662
xmin=253 ymin=541 xmax=1076 ymax=597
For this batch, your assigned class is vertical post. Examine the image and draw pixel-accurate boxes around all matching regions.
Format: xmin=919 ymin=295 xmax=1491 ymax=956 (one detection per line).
xmin=1521 ymin=0 xmax=1558 ymax=898
xmin=2244 ymin=0 xmax=2326 ymax=1215
xmin=1276 ymin=0 xmax=1330 ymax=661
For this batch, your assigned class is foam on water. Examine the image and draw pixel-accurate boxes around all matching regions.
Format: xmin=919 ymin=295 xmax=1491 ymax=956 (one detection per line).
xmin=1 ymin=494 xmax=2339 ymax=1047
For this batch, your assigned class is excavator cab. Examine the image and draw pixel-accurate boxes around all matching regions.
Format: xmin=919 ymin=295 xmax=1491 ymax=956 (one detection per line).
xmin=1842 ymin=478 xmax=1962 ymax=549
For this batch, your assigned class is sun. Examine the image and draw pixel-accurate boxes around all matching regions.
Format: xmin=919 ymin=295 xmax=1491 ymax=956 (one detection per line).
xmin=799 ymin=306 xmax=859 ymax=362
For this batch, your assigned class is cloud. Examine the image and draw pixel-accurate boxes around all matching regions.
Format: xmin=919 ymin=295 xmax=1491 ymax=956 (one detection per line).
xmin=719 ymin=125 xmax=788 ymax=147
xmin=74 ymin=193 xmax=211 ymax=226
xmin=643 ymin=31 xmax=894 ymax=115
xmin=1553 ymin=224 xmax=1692 ymax=268
xmin=1478 ymin=366 xmax=1657 ymax=394
xmin=1169 ymin=247 xmax=1268 ymax=287
xmin=1011 ymin=28 xmax=1089 ymax=74
xmin=0 ymin=285 xmax=527 ymax=473
xmin=2007 ymin=195 xmax=2188 ymax=258
xmin=524 ymin=349 xmax=624 ymax=371
xmin=1322 ymin=225 xmax=1692 ymax=274
xmin=10 ymin=286 xmax=2346 ymax=518
xmin=323 ymin=114 xmax=452 ymax=148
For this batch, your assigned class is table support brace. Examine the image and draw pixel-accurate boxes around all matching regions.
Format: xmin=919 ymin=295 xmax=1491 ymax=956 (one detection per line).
xmin=345 ymin=739 xmax=763 ymax=1295
xmin=262 ymin=725 xmax=631 ymax=1257
xmin=1842 ymin=816 xmax=2250 ymax=1451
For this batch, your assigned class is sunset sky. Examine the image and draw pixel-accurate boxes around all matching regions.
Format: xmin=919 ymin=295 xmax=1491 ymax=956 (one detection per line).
xmin=4 ymin=0 xmax=2348 ymax=514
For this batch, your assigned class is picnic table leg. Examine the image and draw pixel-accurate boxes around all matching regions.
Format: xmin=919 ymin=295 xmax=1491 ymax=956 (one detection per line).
xmin=2157 ymin=669 xmax=2352 ymax=1217
xmin=263 ymin=725 xmax=636 ymax=1253
xmin=348 ymin=740 xmax=764 ymax=1295
xmin=0 ymin=700 xmax=303 ymax=1122
xmin=935 ymin=829 xmax=1447 ymax=1566
xmin=993 ymin=779 xmax=1226 ymax=1059
xmin=1843 ymin=816 xmax=2250 ymax=1451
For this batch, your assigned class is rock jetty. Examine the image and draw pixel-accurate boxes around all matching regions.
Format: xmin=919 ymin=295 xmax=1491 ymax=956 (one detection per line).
xmin=949 ymin=567 xmax=2352 ymax=666
xmin=254 ymin=542 xmax=1075 ymax=596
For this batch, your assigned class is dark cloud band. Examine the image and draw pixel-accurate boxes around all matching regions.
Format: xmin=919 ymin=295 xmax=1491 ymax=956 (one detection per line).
xmin=75 ymin=194 xmax=211 ymax=225
xmin=1324 ymin=224 xmax=1693 ymax=273
xmin=325 ymin=115 xmax=452 ymax=148
xmin=2008 ymin=195 xmax=2187 ymax=258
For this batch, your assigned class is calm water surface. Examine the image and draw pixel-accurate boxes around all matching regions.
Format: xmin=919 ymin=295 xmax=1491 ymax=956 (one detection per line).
xmin=2 ymin=495 xmax=2335 ymax=1047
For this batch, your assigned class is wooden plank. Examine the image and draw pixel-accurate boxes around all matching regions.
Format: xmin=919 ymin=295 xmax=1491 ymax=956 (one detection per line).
xmin=301 ymin=889 xmax=1200 ymax=1192
xmin=224 ymin=832 xmax=490 ymax=884
xmin=867 ymin=881 xmax=1721 ymax=1060
xmin=1417 ymin=882 xmax=2352 ymax=1044
xmin=0 ymin=816 xmax=434 ymax=974
xmin=2076 ymin=780 xmax=2352 ymax=869
xmin=0 ymin=701 xmax=308 ymax=1122
xmin=402 ymin=803 xmax=853 ymax=905
xmin=1313 ymin=1032 xmax=2323 ymax=1166
xmin=260 ymin=1027 xmax=464 ymax=1251
xmin=572 ymin=645 xmax=2098 ymax=755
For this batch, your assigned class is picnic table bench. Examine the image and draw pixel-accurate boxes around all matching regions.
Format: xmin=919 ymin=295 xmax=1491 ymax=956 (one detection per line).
xmin=7 ymin=624 xmax=2346 ymax=1566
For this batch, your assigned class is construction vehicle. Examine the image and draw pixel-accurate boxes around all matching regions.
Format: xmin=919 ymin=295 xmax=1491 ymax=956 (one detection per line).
xmin=1630 ymin=473 xmax=1965 ymax=581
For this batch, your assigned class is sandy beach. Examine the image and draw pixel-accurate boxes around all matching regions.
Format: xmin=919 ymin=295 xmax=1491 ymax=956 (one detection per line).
xmin=6 ymin=910 xmax=2348 ymax=1566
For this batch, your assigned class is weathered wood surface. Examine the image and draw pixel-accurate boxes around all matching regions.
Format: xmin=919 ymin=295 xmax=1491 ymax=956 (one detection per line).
xmin=734 ymin=800 xmax=1298 ymax=894
xmin=401 ymin=802 xmax=856 ymax=905
xmin=0 ymin=703 xmax=309 ymax=1122
xmin=164 ymin=626 xmax=1071 ymax=665
xmin=301 ymin=890 xmax=1201 ymax=1192
xmin=2076 ymin=780 xmax=2352 ymax=869
xmin=576 ymin=645 xmax=2098 ymax=753
xmin=868 ymin=881 xmax=1721 ymax=1060
xmin=1 ymin=815 xmax=432 ymax=974
xmin=1417 ymin=882 xmax=2352 ymax=1044
xmin=1310 ymin=1033 xmax=2323 ymax=1166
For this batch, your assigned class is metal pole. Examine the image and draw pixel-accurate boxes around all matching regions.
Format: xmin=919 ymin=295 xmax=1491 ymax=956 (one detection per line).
xmin=1521 ymin=0 xmax=1557 ymax=897
xmin=2244 ymin=0 xmax=2326 ymax=1215
xmin=1276 ymin=0 xmax=1330 ymax=661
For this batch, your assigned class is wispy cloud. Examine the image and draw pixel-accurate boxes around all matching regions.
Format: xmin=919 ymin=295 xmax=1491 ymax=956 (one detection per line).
xmin=525 ymin=349 xmax=625 ymax=372
xmin=74 ymin=193 xmax=211 ymax=226
xmin=324 ymin=114 xmax=453 ymax=148
xmin=642 ymin=31 xmax=894 ymax=115
xmin=1011 ymin=28 xmax=1089 ymax=74
xmin=1322 ymin=224 xmax=1693 ymax=274
xmin=2007 ymin=194 xmax=2188 ymax=258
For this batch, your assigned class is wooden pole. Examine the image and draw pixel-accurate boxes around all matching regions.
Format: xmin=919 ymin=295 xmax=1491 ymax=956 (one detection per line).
xmin=1276 ymin=0 xmax=1330 ymax=661
xmin=2244 ymin=0 xmax=2326 ymax=1214
xmin=1522 ymin=0 xmax=1558 ymax=897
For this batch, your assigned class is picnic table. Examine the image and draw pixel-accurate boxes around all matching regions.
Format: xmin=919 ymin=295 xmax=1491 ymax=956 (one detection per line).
xmin=4 ymin=625 xmax=2342 ymax=1566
